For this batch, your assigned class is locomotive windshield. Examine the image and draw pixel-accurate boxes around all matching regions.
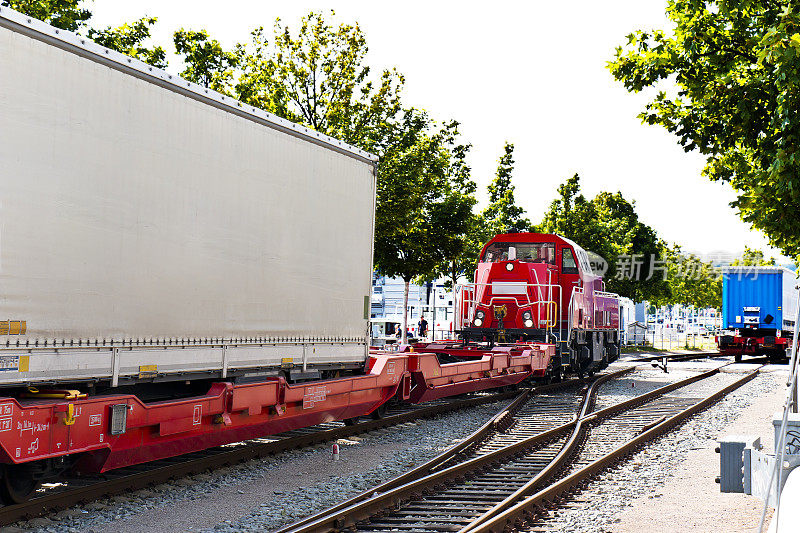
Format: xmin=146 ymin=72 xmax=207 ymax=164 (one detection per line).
xmin=482 ymin=242 xmax=555 ymax=264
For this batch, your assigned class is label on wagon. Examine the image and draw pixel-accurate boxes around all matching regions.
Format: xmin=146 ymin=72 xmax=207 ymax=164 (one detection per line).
xmin=0 ymin=355 xmax=19 ymax=372
xmin=302 ymin=385 xmax=329 ymax=410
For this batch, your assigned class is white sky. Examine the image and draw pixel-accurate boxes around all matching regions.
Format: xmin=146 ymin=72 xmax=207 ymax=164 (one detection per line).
xmin=91 ymin=0 xmax=785 ymax=262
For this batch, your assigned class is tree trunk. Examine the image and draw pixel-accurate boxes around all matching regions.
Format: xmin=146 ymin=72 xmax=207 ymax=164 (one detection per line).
xmin=402 ymin=279 xmax=410 ymax=344
xmin=432 ymin=284 xmax=437 ymax=341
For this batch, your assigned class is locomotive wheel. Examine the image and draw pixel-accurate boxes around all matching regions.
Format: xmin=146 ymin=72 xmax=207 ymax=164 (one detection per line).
xmin=0 ymin=463 xmax=40 ymax=504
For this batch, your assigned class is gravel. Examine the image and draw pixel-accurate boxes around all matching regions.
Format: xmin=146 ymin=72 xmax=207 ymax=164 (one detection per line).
xmin=13 ymin=400 xmax=509 ymax=533
xmin=527 ymin=367 xmax=784 ymax=532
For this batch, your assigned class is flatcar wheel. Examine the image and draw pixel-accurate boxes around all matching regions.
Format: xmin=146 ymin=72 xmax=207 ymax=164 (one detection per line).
xmin=734 ymin=354 xmax=742 ymax=363
xmin=0 ymin=464 xmax=40 ymax=504
xmin=370 ymin=403 xmax=387 ymax=420
xmin=343 ymin=417 xmax=359 ymax=426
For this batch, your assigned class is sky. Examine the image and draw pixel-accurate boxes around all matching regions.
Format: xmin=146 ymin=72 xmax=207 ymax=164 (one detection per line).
xmin=90 ymin=0 xmax=785 ymax=262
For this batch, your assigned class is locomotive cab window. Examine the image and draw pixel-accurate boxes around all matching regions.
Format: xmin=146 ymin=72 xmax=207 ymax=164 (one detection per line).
xmin=482 ymin=242 xmax=555 ymax=264
xmin=561 ymin=248 xmax=578 ymax=274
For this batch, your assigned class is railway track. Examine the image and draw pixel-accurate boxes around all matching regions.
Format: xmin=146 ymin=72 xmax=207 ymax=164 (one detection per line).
xmin=627 ymin=351 xmax=723 ymax=363
xmin=629 ymin=351 xmax=774 ymax=370
xmin=283 ymin=363 xmax=758 ymax=533
xmin=275 ymin=368 xmax=630 ymax=533
xmin=0 ymin=378 xmax=588 ymax=526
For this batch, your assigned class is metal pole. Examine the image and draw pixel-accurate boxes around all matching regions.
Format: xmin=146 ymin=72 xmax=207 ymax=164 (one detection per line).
xmin=790 ymin=286 xmax=800 ymax=413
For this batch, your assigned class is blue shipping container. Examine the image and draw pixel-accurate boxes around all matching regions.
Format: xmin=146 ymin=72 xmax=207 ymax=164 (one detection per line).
xmin=722 ymin=267 xmax=798 ymax=332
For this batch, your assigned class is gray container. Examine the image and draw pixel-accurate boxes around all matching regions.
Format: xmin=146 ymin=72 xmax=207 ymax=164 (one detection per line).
xmin=0 ymin=7 xmax=377 ymax=386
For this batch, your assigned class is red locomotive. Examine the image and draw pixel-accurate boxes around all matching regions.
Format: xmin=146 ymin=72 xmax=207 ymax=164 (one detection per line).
xmin=454 ymin=232 xmax=620 ymax=375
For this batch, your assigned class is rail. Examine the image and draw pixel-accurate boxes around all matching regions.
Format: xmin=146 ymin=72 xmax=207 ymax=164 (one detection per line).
xmin=286 ymin=363 xmax=748 ymax=533
xmin=278 ymin=368 xmax=633 ymax=533
xmin=463 ymin=363 xmax=760 ymax=532
xmin=273 ymin=377 xmax=594 ymax=533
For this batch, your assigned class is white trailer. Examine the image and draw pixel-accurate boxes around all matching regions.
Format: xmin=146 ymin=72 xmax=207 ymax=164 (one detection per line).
xmin=0 ymin=7 xmax=377 ymax=387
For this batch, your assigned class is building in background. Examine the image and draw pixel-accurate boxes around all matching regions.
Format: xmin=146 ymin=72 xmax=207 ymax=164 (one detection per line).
xmin=371 ymin=275 xmax=456 ymax=339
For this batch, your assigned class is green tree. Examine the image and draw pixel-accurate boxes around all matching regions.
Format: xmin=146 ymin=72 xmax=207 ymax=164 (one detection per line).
xmin=731 ymin=246 xmax=776 ymax=266
xmin=609 ymin=1 xmax=800 ymax=260
xmin=1 ymin=0 xmax=90 ymax=31
xmin=482 ymin=143 xmax=531 ymax=235
xmin=232 ymin=12 xmax=404 ymax=153
xmin=537 ymin=174 xmax=669 ymax=301
xmin=656 ymin=246 xmax=721 ymax=309
xmin=88 ymin=17 xmax=167 ymax=69
xmin=4 ymin=1 xmax=166 ymax=68
xmin=173 ymin=29 xmax=240 ymax=92
xmin=374 ymin=111 xmax=473 ymax=342
xmin=422 ymin=129 xmax=480 ymax=290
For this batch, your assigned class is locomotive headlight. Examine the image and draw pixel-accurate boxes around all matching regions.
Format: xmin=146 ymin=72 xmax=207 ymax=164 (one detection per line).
xmin=522 ymin=311 xmax=532 ymax=320
xmin=505 ymin=263 xmax=514 ymax=271
xmin=524 ymin=319 xmax=534 ymax=328
xmin=474 ymin=318 xmax=483 ymax=327
xmin=476 ymin=310 xmax=485 ymax=320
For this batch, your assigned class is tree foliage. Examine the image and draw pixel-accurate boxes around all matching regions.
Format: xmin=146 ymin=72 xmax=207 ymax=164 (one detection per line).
xmin=656 ymin=246 xmax=722 ymax=309
xmin=537 ymin=174 xmax=669 ymax=301
xmin=482 ymin=143 xmax=531 ymax=235
xmin=373 ymin=111 xmax=476 ymax=340
xmin=609 ymin=1 xmax=800 ymax=260
xmin=173 ymin=29 xmax=239 ymax=92
xmin=4 ymin=0 xmax=166 ymax=68
xmin=231 ymin=12 xmax=404 ymax=154
xmin=1 ymin=0 xmax=90 ymax=31
xmin=89 ymin=17 xmax=167 ymax=69
xmin=731 ymin=246 xmax=776 ymax=266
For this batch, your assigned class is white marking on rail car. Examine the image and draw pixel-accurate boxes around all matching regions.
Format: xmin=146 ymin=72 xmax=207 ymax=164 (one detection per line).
xmin=0 ymin=404 xmax=11 ymax=417
xmin=302 ymin=386 xmax=329 ymax=409
xmin=89 ymin=414 xmax=101 ymax=427
xmin=0 ymin=418 xmax=11 ymax=432
xmin=15 ymin=448 xmax=20 ymax=458
xmin=27 ymin=438 xmax=38 ymax=454
xmin=193 ymin=405 xmax=202 ymax=425
xmin=17 ymin=419 xmax=47 ymax=436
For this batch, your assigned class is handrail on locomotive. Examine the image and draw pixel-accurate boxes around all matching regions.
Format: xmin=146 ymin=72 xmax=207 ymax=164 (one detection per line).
xmin=455 ymin=281 xmax=563 ymax=338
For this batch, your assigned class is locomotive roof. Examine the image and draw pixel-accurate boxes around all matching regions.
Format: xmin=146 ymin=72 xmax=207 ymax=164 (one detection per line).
xmin=479 ymin=232 xmax=587 ymax=257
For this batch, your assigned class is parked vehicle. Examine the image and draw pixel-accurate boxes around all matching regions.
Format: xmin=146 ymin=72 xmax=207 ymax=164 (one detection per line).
xmin=717 ymin=266 xmax=798 ymax=361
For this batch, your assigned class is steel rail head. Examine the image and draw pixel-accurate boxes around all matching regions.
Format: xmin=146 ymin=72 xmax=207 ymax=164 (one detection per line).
xmin=271 ymin=390 xmax=531 ymax=533
xmin=279 ymin=370 xmax=631 ymax=533
xmin=273 ymin=378 xmax=584 ymax=533
xmin=459 ymin=362 xmax=733 ymax=532
xmin=463 ymin=367 xmax=762 ymax=533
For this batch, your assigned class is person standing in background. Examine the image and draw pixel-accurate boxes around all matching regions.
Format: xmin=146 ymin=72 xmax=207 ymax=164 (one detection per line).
xmin=418 ymin=316 xmax=429 ymax=339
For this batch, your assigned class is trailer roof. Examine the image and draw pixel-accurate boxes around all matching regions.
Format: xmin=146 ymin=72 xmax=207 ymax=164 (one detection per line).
xmin=0 ymin=6 xmax=379 ymax=165
xmin=721 ymin=265 xmax=797 ymax=275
